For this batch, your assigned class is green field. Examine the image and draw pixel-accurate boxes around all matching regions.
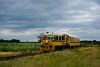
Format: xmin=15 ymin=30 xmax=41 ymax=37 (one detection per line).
xmin=0 ymin=47 xmax=100 ymax=67
xmin=0 ymin=43 xmax=41 ymax=52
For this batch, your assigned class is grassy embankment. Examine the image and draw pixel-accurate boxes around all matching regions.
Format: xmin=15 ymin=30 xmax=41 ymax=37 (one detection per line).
xmin=0 ymin=46 xmax=100 ymax=67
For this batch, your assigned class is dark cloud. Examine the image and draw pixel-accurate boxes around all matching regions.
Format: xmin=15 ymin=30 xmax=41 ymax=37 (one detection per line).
xmin=0 ymin=0 xmax=100 ymax=41
xmin=91 ymin=0 xmax=100 ymax=4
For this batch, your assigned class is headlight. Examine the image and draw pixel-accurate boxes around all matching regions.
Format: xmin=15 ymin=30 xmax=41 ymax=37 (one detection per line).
xmin=41 ymin=42 xmax=43 ymax=44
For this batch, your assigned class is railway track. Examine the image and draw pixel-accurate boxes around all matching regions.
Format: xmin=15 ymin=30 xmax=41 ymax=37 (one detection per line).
xmin=0 ymin=51 xmax=42 ymax=61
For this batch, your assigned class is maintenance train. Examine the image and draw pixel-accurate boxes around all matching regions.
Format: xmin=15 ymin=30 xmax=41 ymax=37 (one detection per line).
xmin=38 ymin=33 xmax=80 ymax=52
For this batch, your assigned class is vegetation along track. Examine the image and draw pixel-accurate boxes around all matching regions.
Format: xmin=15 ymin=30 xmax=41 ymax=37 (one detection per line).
xmin=0 ymin=48 xmax=71 ymax=61
xmin=0 ymin=51 xmax=42 ymax=61
xmin=0 ymin=46 xmax=95 ymax=61
xmin=0 ymin=47 xmax=81 ymax=61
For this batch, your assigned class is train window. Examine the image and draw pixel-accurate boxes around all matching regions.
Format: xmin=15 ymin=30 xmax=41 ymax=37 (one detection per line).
xmin=62 ymin=36 xmax=66 ymax=42
xmin=48 ymin=36 xmax=54 ymax=40
xmin=54 ymin=36 xmax=58 ymax=41
xmin=59 ymin=36 xmax=62 ymax=42
xmin=43 ymin=36 xmax=47 ymax=40
xmin=39 ymin=35 xmax=54 ymax=40
xmin=62 ymin=36 xmax=65 ymax=40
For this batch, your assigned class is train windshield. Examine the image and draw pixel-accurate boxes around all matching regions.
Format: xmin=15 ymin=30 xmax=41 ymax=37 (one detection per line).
xmin=47 ymin=36 xmax=54 ymax=40
xmin=38 ymin=36 xmax=54 ymax=40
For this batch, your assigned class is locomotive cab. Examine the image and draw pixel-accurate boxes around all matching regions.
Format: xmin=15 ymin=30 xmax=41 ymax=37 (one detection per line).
xmin=38 ymin=34 xmax=55 ymax=52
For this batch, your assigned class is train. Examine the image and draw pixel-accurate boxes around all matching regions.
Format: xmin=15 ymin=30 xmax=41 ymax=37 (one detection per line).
xmin=38 ymin=32 xmax=80 ymax=52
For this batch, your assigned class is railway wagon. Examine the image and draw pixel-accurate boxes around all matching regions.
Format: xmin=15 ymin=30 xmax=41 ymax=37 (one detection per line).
xmin=38 ymin=33 xmax=80 ymax=52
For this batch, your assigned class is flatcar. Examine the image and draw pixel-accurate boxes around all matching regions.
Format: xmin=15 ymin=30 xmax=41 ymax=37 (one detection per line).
xmin=38 ymin=33 xmax=80 ymax=52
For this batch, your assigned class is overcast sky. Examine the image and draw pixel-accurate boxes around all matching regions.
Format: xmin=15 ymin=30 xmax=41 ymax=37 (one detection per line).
xmin=0 ymin=0 xmax=100 ymax=41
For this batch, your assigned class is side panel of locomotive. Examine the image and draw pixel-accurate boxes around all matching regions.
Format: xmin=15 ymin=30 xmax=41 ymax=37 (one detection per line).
xmin=67 ymin=37 xmax=80 ymax=47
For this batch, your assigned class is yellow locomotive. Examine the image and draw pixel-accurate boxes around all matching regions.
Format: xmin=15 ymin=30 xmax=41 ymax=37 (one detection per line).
xmin=38 ymin=32 xmax=80 ymax=52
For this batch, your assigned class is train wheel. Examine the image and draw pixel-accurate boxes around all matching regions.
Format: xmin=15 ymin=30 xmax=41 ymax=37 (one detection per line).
xmin=49 ymin=46 xmax=55 ymax=52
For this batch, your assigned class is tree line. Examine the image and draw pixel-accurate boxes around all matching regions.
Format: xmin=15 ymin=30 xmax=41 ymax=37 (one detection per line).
xmin=80 ymin=40 xmax=100 ymax=47
xmin=0 ymin=39 xmax=38 ymax=43
xmin=0 ymin=39 xmax=20 ymax=43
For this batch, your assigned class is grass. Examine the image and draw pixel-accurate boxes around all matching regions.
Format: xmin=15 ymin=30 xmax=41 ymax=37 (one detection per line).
xmin=0 ymin=47 xmax=100 ymax=67
xmin=0 ymin=52 xmax=22 ymax=57
xmin=0 ymin=43 xmax=41 ymax=52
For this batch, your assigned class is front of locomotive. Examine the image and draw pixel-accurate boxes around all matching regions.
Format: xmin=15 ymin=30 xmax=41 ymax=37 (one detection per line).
xmin=38 ymin=33 xmax=55 ymax=52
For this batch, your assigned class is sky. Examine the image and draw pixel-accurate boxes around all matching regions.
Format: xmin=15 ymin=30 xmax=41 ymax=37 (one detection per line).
xmin=0 ymin=0 xmax=100 ymax=41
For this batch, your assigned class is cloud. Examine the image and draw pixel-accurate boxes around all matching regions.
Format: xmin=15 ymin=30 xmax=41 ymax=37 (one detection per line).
xmin=0 ymin=0 xmax=100 ymax=41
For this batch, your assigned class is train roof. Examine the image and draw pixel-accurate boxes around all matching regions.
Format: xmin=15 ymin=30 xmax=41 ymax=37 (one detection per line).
xmin=40 ymin=33 xmax=70 ymax=37
xmin=40 ymin=33 xmax=59 ymax=36
xmin=40 ymin=33 xmax=79 ymax=39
